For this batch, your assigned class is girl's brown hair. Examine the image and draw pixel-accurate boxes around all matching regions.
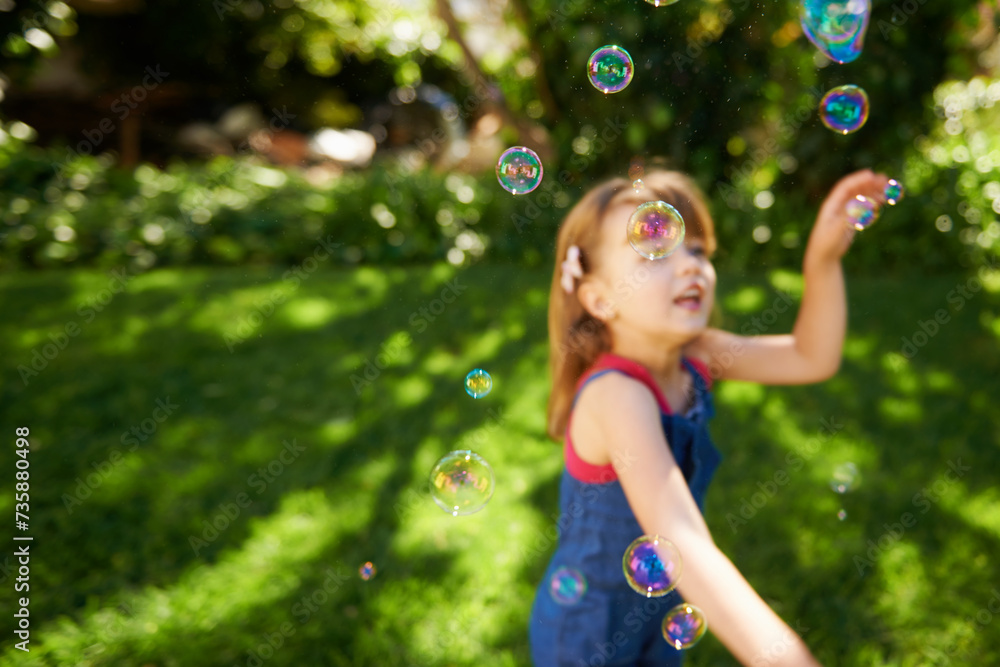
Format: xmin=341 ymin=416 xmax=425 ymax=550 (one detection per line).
xmin=545 ymin=170 xmax=718 ymax=440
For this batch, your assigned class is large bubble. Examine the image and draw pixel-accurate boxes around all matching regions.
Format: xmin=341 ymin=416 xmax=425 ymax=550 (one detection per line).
xmin=800 ymin=0 xmax=871 ymax=64
xmin=588 ymin=45 xmax=634 ymax=94
xmin=627 ymin=201 xmax=686 ymax=260
xmin=429 ymin=450 xmax=495 ymax=516
xmin=496 ymin=147 xmax=543 ymax=195
xmin=622 ymin=535 xmax=682 ymax=597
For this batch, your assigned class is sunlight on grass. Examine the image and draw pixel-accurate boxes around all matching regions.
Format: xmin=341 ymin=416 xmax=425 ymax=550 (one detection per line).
xmin=949 ymin=487 xmax=1000 ymax=538
xmin=33 ymin=488 xmax=363 ymax=660
xmin=716 ymin=380 xmax=765 ymax=407
xmin=878 ymin=396 xmax=923 ymax=424
xmin=393 ymin=375 xmax=433 ymax=408
xmin=462 ymin=328 xmax=506 ymax=364
xmin=768 ymin=268 xmax=804 ymax=298
xmin=281 ymin=296 xmax=338 ymax=328
xmin=723 ymin=285 xmax=767 ymax=313
xmin=843 ymin=334 xmax=878 ymax=362
xmin=319 ymin=414 xmax=358 ymax=447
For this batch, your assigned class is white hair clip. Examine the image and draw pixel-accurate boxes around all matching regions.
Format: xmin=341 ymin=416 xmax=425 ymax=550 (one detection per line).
xmin=560 ymin=244 xmax=583 ymax=295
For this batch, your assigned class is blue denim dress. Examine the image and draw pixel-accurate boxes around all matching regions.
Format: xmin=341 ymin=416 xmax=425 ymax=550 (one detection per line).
xmin=529 ymin=356 xmax=722 ymax=667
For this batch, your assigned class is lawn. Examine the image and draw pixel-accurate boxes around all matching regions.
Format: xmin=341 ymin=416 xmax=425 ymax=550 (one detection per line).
xmin=1 ymin=262 xmax=999 ymax=666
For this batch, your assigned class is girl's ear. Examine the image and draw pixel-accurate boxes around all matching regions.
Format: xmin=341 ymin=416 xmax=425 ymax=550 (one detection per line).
xmin=577 ymin=279 xmax=617 ymax=322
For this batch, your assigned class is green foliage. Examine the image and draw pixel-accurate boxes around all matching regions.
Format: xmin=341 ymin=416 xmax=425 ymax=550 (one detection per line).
xmin=2 ymin=265 xmax=1000 ymax=665
xmin=0 ymin=124 xmax=569 ymax=272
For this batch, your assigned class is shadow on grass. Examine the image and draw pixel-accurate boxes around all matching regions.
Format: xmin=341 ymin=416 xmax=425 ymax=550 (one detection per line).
xmin=1 ymin=266 xmax=998 ymax=666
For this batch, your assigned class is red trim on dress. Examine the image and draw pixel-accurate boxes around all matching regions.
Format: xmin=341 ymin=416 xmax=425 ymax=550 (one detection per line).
xmin=564 ymin=352 xmax=700 ymax=484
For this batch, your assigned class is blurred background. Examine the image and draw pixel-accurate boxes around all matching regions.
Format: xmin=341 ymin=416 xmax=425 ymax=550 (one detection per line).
xmin=1 ymin=0 xmax=999 ymax=665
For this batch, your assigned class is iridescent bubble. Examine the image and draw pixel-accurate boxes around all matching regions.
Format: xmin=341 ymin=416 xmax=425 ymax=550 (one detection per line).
xmin=359 ymin=562 xmax=377 ymax=581
xmin=465 ymin=369 xmax=493 ymax=398
xmin=845 ymin=195 xmax=880 ymax=231
xmin=549 ymin=566 xmax=588 ymax=606
xmin=622 ymin=535 xmax=682 ymax=597
xmin=496 ymin=146 xmax=543 ymax=195
xmin=837 ymin=509 xmax=848 ymax=521
xmin=633 ymin=179 xmax=645 ymax=194
xmin=820 ymin=85 xmax=870 ymax=134
xmin=429 ymin=450 xmax=495 ymax=516
xmin=884 ymin=179 xmax=904 ymax=205
xmin=645 ymin=0 xmax=680 ymax=5
xmin=830 ymin=462 xmax=859 ymax=494
xmin=588 ymin=45 xmax=634 ymax=94
xmin=662 ymin=603 xmax=708 ymax=650
xmin=800 ymin=0 xmax=871 ymax=64
xmin=627 ymin=201 xmax=686 ymax=260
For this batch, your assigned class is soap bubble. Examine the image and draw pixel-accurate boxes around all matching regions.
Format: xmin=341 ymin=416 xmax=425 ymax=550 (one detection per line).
xmin=846 ymin=195 xmax=880 ymax=231
xmin=820 ymin=85 xmax=870 ymax=134
xmin=465 ymin=369 xmax=493 ymax=398
xmin=662 ymin=603 xmax=708 ymax=650
xmin=645 ymin=0 xmax=680 ymax=5
xmin=837 ymin=509 xmax=848 ymax=521
xmin=359 ymin=562 xmax=377 ymax=581
xmin=633 ymin=179 xmax=645 ymax=194
xmin=884 ymin=179 xmax=904 ymax=205
xmin=627 ymin=201 xmax=686 ymax=260
xmin=800 ymin=0 xmax=871 ymax=64
xmin=588 ymin=45 xmax=634 ymax=94
xmin=549 ymin=566 xmax=588 ymax=606
xmin=496 ymin=146 xmax=543 ymax=195
xmin=830 ymin=462 xmax=859 ymax=494
xmin=622 ymin=535 xmax=682 ymax=597
xmin=429 ymin=450 xmax=495 ymax=516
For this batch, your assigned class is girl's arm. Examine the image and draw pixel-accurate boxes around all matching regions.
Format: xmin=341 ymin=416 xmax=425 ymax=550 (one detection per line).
xmin=686 ymin=169 xmax=890 ymax=385
xmin=584 ymin=372 xmax=822 ymax=666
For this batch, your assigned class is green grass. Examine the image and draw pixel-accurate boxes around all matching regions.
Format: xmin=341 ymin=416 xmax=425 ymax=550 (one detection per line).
xmin=1 ymin=263 xmax=999 ymax=666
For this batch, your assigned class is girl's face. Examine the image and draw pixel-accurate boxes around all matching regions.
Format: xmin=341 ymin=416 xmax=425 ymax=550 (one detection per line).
xmin=586 ymin=197 xmax=717 ymax=345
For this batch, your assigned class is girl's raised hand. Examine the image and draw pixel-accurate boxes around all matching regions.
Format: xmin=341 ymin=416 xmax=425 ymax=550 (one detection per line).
xmin=804 ymin=168 xmax=891 ymax=270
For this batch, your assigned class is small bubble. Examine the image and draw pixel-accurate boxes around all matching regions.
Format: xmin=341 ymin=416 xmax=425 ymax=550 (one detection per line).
xmin=464 ymin=369 xmax=493 ymax=398
xmin=820 ymin=85 xmax=870 ymax=135
xmin=830 ymin=462 xmax=859 ymax=494
xmin=662 ymin=603 xmax=708 ymax=650
xmin=359 ymin=562 xmax=377 ymax=580
xmin=846 ymin=195 xmax=880 ymax=231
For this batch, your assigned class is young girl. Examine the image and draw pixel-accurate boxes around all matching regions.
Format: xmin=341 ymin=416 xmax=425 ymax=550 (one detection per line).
xmin=529 ymin=168 xmax=890 ymax=666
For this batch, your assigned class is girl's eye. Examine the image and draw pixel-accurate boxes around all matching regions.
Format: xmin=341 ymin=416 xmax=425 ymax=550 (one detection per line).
xmin=688 ymin=245 xmax=706 ymax=256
